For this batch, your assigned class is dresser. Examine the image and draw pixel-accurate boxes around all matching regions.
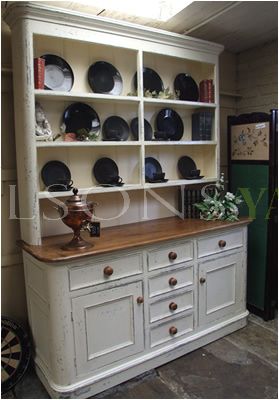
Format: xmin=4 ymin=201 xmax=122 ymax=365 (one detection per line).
xmin=20 ymin=217 xmax=250 ymax=398
xmin=4 ymin=3 xmax=249 ymax=397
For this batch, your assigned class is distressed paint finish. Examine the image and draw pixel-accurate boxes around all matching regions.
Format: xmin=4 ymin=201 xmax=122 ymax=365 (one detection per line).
xmin=22 ymin=223 xmax=249 ymax=398
xmin=3 ymin=3 xmax=248 ymax=398
xmin=10 ymin=20 xmax=41 ymax=245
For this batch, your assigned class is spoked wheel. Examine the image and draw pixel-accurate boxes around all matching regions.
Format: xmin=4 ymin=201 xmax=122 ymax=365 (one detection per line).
xmin=1 ymin=317 xmax=31 ymax=395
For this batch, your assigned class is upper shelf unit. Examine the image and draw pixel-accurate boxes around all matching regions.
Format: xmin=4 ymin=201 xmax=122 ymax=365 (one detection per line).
xmin=3 ymin=1 xmax=223 ymax=244
xmin=33 ymin=34 xmax=218 ymax=146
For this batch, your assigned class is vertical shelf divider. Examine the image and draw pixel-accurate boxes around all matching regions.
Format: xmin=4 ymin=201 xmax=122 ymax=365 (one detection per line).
xmin=137 ymin=50 xmax=145 ymax=186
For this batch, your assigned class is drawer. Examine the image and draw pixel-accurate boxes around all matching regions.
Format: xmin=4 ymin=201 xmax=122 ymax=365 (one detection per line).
xmin=150 ymin=313 xmax=193 ymax=347
xmin=69 ymin=252 xmax=143 ymax=291
xmin=147 ymin=241 xmax=193 ymax=271
xmin=149 ymin=290 xmax=193 ymax=323
xmin=149 ymin=265 xmax=193 ymax=298
xmin=197 ymin=229 xmax=243 ymax=258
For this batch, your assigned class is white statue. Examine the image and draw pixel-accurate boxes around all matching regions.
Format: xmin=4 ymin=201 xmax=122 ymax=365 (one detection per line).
xmin=35 ymin=102 xmax=53 ymax=140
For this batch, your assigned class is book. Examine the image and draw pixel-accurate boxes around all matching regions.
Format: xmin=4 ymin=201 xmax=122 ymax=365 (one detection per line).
xmin=192 ymin=111 xmax=213 ymax=140
xmin=207 ymin=79 xmax=215 ymax=103
xmin=199 ymin=79 xmax=215 ymax=103
xmin=34 ymin=57 xmax=45 ymax=89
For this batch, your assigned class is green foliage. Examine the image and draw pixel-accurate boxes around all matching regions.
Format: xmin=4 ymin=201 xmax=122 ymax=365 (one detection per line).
xmin=194 ymin=173 xmax=243 ymax=221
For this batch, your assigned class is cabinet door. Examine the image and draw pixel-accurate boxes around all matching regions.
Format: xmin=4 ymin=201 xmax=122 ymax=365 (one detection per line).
xmin=72 ymin=282 xmax=144 ymax=375
xmin=198 ymin=253 xmax=245 ymax=326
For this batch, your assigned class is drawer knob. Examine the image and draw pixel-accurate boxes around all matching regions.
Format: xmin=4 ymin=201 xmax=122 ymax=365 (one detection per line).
xmin=169 ymin=326 xmax=178 ymax=335
xmin=137 ymin=296 xmax=144 ymax=304
xmin=103 ymin=266 xmax=114 ymax=276
xmin=218 ymin=240 xmax=226 ymax=248
xmin=169 ymin=277 xmax=177 ymax=286
xmin=169 ymin=302 xmax=178 ymax=311
xmin=200 ymin=277 xmax=206 ymax=284
xmin=168 ymin=251 xmax=177 ymax=261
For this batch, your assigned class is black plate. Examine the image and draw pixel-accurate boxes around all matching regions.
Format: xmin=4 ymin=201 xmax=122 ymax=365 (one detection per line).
xmin=130 ymin=118 xmax=153 ymax=140
xmin=41 ymin=54 xmax=74 ymax=92
xmin=174 ymin=73 xmax=199 ymax=101
xmin=156 ymin=108 xmax=184 ymax=140
xmin=88 ymin=61 xmax=123 ymax=95
xmin=145 ymin=157 xmax=164 ymax=182
xmin=177 ymin=156 xmax=197 ymax=179
xmin=93 ymin=157 xmax=121 ymax=185
xmin=41 ymin=160 xmax=71 ymax=190
xmin=102 ymin=116 xmax=129 ymax=141
xmin=62 ymin=102 xmax=100 ymax=136
xmin=134 ymin=67 xmax=164 ymax=94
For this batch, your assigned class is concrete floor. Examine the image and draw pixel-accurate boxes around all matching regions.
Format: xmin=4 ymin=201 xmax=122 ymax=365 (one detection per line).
xmin=3 ymin=313 xmax=278 ymax=399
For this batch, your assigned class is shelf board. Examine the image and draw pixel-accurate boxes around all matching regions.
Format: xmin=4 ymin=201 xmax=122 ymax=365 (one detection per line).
xmin=36 ymin=140 xmax=141 ymax=148
xmin=220 ymin=91 xmax=242 ymax=98
xmin=34 ymin=91 xmax=217 ymax=108
xmin=36 ymin=140 xmax=217 ymax=147
xmin=38 ymin=184 xmax=143 ymax=199
xmin=38 ymin=178 xmax=217 ymax=198
xmin=144 ymin=140 xmax=217 ymax=146
xmin=34 ymin=90 xmax=140 ymax=104
xmin=143 ymin=97 xmax=217 ymax=109
xmin=144 ymin=178 xmax=217 ymax=189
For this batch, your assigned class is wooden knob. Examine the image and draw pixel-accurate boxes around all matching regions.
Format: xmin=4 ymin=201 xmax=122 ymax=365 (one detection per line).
xmin=200 ymin=277 xmax=206 ymax=284
xmin=103 ymin=266 xmax=114 ymax=276
xmin=168 ymin=251 xmax=177 ymax=261
xmin=169 ymin=277 xmax=177 ymax=286
xmin=169 ymin=326 xmax=178 ymax=335
xmin=169 ymin=302 xmax=178 ymax=311
xmin=137 ymin=296 xmax=144 ymax=304
xmin=218 ymin=240 xmax=226 ymax=248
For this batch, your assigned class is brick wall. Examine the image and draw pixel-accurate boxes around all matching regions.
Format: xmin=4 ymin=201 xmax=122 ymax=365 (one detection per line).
xmin=236 ymin=40 xmax=278 ymax=113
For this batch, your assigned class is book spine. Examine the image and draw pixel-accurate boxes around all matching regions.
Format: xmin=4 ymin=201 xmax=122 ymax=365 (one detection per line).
xmin=199 ymin=80 xmax=204 ymax=102
xmin=208 ymin=79 xmax=215 ymax=103
xmin=34 ymin=58 xmax=45 ymax=89
xmin=204 ymin=112 xmax=213 ymax=140
xmin=192 ymin=113 xmax=203 ymax=140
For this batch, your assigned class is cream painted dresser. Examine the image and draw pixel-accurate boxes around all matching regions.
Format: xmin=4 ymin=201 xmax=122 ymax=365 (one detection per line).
xmin=19 ymin=217 xmax=250 ymax=398
xmin=4 ymin=2 xmax=250 ymax=398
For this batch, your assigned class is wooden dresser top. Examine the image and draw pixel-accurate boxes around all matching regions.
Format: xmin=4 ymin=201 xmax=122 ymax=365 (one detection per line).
xmin=18 ymin=217 xmax=251 ymax=263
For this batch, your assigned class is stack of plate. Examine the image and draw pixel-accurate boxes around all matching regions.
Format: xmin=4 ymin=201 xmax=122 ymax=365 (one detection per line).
xmin=177 ymin=156 xmax=203 ymax=179
xmin=145 ymin=157 xmax=168 ymax=183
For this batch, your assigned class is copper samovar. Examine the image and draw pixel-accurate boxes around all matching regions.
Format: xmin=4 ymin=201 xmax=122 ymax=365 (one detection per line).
xmin=58 ymin=188 xmax=99 ymax=250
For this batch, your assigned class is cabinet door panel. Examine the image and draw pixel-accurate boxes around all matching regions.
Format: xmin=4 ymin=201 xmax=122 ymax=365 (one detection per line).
xmin=72 ymin=282 xmax=144 ymax=375
xmin=199 ymin=253 xmax=244 ymax=326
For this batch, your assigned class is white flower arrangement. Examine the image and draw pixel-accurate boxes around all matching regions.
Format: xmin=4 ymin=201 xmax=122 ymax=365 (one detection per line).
xmin=194 ymin=173 xmax=243 ymax=221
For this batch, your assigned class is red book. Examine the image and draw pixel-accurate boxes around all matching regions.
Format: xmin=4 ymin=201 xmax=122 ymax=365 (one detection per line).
xmin=34 ymin=57 xmax=45 ymax=89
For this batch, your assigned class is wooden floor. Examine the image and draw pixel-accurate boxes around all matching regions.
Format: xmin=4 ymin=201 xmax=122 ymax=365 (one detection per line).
xmin=3 ymin=313 xmax=277 ymax=399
